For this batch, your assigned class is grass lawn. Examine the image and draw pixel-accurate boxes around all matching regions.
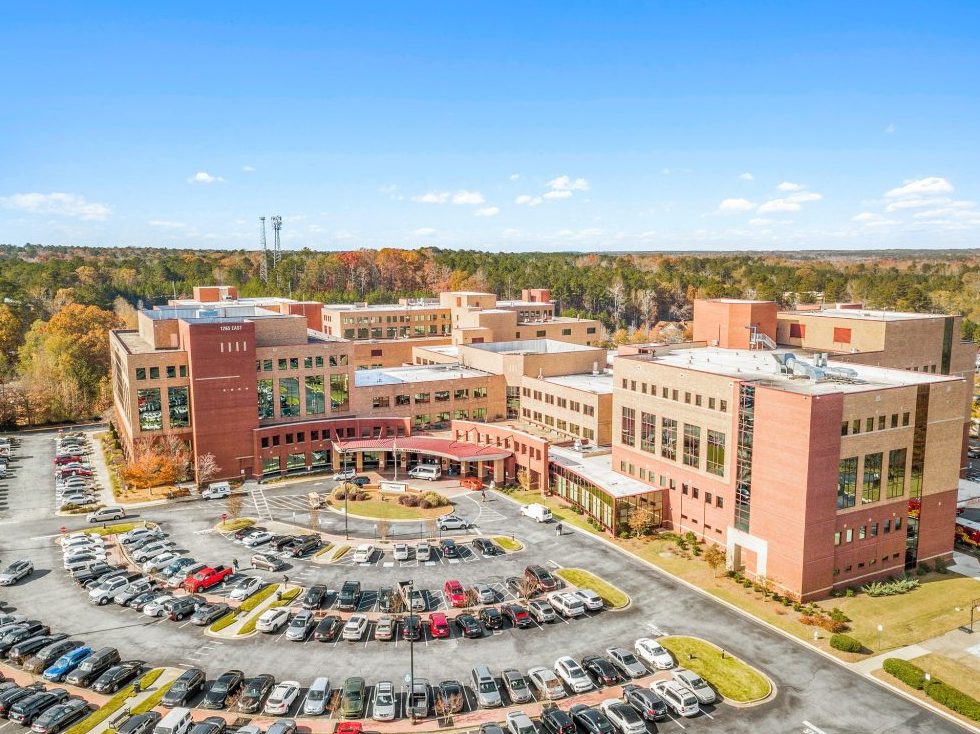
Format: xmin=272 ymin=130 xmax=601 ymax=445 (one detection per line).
xmin=331 ymin=545 xmax=351 ymax=561
xmin=64 ymin=668 xmax=164 ymax=734
xmin=217 ymin=518 xmax=255 ymax=532
xmin=492 ymin=536 xmax=524 ymax=552
xmin=659 ymin=636 xmax=772 ymax=703
xmin=910 ymin=653 xmax=980 ymax=701
xmin=131 ymin=671 xmax=174 ymax=715
xmin=238 ymin=583 xmax=278 ymax=612
xmin=208 ymin=611 xmax=239 ymax=633
xmin=555 ymin=568 xmax=630 ymax=609
xmin=81 ymin=521 xmax=158 ymax=537
xmin=328 ymin=490 xmax=452 ymax=520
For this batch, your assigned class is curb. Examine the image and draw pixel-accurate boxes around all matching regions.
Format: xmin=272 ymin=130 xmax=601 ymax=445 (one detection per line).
xmin=658 ymin=634 xmax=776 ymax=707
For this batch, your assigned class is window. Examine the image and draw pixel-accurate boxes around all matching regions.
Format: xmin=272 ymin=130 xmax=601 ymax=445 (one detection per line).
xmin=862 ymin=452 xmax=882 ymax=503
xmin=315 ymin=356 xmax=324 ymax=367
xmin=586 ymin=327 xmax=596 ymax=334
xmin=395 ymin=394 xmax=411 ymax=406
xmin=707 ymin=430 xmax=726 ymax=476
xmin=834 ymin=531 xmax=841 ymax=546
xmin=289 ymin=357 xmax=299 ymax=370
xmin=372 ymin=396 xmax=390 ymax=409
xmin=329 ymin=373 xmax=349 ymax=411
xmin=833 ymin=327 xmax=852 ymax=344
xmin=902 ymin=412 xmax=910 ymax=426
xmin=415 ymin=392 xmax=430 ymax=404
xmin=684 ymin=392 xmax=691 ymax=404
xmin=370 ymin=349 xmax=383 ymax=357
xmin=583 ymin=404 xmax=595 ymax=417
xmin=168 ymin=387 xmax=189 ymax=428
xmin=166 ymin=365 xmax=176 ymax=379
xmin=716 ymin=496 xmax=724 ymax=508
xmin=683 ymin=424 xmax=701 ymax=468
xmin=841 ymin=422 xmax=849 ymax=436
xmin=473 ymin=387 xmax=488 ymax=398
xmin=789 ymin=323 xmax=806 ymax=338
xmin=887 ymin=448 xmax=907 ymax=497
xmin=837 ymin=456 xmax=858 ymax=509
xmin=719 ymin=400 xmax=727 ymax=412
xmin=895 ymin=517 xmax=902 ymax=531
xmin=561 ymin=328 xmax=571 ymax=336
xmin=329 ymin=354 xmax=349 ymax=367
xmin=891 ymin=413 xmax=898 ymax=428
xmin=845 ymin=528 xmax=853 ymax=543
xmin=859 ymin=525 xmax=866 ymax=540
xmin=305 ymin=375 xmax=325 ymax=414
xmin=866 ymin=417 xmax=874 ymax=432
xmin=279 ymin=378 xmax=300 ymax=417
xmin=692 ymin=487 xmax=700 ymax=499
xmin=705 ymin=492 xmax=712 ymax=503
xmin=261 ymin=437 xmax=269 ymax=448
xmin=640 ymin=412 xmax=656 ymax=452
xmin=708 ymin=397 xmax=716 ymax=410
xmin=278 ymin=358 xmax=287 ymax=370
xmin=621 ymin=407 xmax=636 ymax=445
xmin=263 ymin=359 xmax=273 ymax=371
xmin=304 ymin=356 xmax=313 ymax=369
xmin=852 ymin=419 xmax=861 ymax=434
xmin=878 ymin=415 xmax=885 ymax=430
xmin=137 ymin=388 xmax=162 ymax=430
xmin=884 ymin=519 xmax=891 ymax=533
xmin=435 ymin=390 xmax=450 ymax=402
xmin=536 ymin=330 xmax=546 ymax=337
xmin=179 ymin=365 xmax=187 ymax=377
xmin=454 ymin=409 xmax=468 ymax=419
xmin=472 ymin=407 xmax=487 ymax=420
xmin=257 ymin=379 xmax=274 ymax=419
xmin=135 ymin=367 xmax=146 ymax=380
xmin=454 ymin=388 xmax=469 ymax=400
xmin=311 ymin=430 xmax=320 ymax=441
xmin=149 ymin=366 xmax=160 ymax=380
xmin=661 ymin=418 xmax=677 ymax=460
xmin=871 ymin=522 xmax=878 ymax=537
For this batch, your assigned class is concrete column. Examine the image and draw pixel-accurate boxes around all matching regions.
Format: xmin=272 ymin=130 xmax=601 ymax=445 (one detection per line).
xmin=378 ymin=453 xmax=386 ymax=470
xmin=331 ymin=445 xmax=341 ymax=469
xmin=477 ymin=461 xmax=486 ymax=479
xmin=461 ymin=461 xmax=470 ymax=476
xmin=355 ymin=453 xmax=364 ymax=472
xmin=493 ymin=459 xmax=503 ymax=480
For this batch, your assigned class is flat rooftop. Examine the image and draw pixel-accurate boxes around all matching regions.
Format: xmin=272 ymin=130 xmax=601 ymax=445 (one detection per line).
xmin=145 ymin=305 xmax=289 ymax=321
xmin=549 ymin=445 xmax=656 ymax=498
xmin=323 ymin=302 xmax=445 ymax=312
xmin=417 ymin=345 xmax=460 ymax=357
xmin=642 ymin=347 xmax=955 ymax=395
xmin=543 ymin=372 xmax=614 ymax=395
xmin=783 ymin=308 xmax=947 ymax=321
xmin=113 ymin=331 xmax=159 ymax=355
xmin=170 ymin=297 xmax=296 ymax=308
xmin=354 ymin=363 xmax=493 ymax=387
xmin=463 ymin=339 xmax=602 ymax=356
xmin=497 ymin=300 xmax=553 ymax=308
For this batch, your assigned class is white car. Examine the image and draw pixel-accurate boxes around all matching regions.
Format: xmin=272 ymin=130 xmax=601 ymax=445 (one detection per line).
xmin=393 ymin=544 xmax=409 ymax=561
xmin=302 ymin=676 xmax=330 ymax=716
xmin=63 ymin=551 xmax=105 ymax=569
xmin=132 ymin=541 xmax=176 ymax=563
xmin=672 ymin=668 xmax=716 ymax=705
xmin=600 ymin=698 xmax=648 ymax=734
xmin=416 ymin=543 xmax=432 ymax=561
xmin=256 ymin=608 xmax=290 ymax=633
xmin=142 ymin=552 xmax=181 ymax=574
xmin=62 ymin=536 xmax=103 ymax=550
xmin=120 ymin=527 xmax=163 ymax=544
xmin=332 ymin=468 xmax=356 ymax=481
xmin=573 ymin=588 xmax=604 ymax=611
xmin=201 ymin=484 xmax=231 ymax=500
xmin=64 ymin=544 xmax=107 ymax=560
xmin=554 ymin=656 xmax=593 ymax=693
xmin=548 ymin=592 xmax=586 ymax=618
xmin=243 ymin=531 xmax=274 ymax=548
xmin=167 ymin=563 xmax=206 ymax=588
xmin=142 ymin=594 xmax=175 ymax=617
xmin=229 ymin=576 xmax=264 ymax=601
xmin=342 ymin=614 xmax=369 ymax=641
xmin=651 ymin=680 xmax=699 ymax=718
xmin=372 ymin=680 xmax=397 ymax=721
xmin=352 ymin=544 xmax=375 ymax=564
xmin=89 ymin=575 xmax=129 ymax=604
xmin=437 ymin=515 xmax=469 ymax=531
xmin=527 ymin=666 xmax=566 ymax=700
xmin=264 ymin=680 xmax=300 ymax=715
xmin=635 ymin=638 xmax=675 ymax=670
xmin=0 ymin=560 xmax=34 ymax=586
xmin=506 ymin=711 xmax=536 ymax=734
xmin=474 ymin=584 xmax=496 ymax=604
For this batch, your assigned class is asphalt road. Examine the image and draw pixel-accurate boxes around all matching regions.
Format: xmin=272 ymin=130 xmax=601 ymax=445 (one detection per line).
xmin=0 ymin=430 xmax=969 ymax=734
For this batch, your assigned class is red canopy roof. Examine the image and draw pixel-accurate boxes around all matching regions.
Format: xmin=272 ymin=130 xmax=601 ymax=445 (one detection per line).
xmin=333 ymin=436 xmax=510 ymax=462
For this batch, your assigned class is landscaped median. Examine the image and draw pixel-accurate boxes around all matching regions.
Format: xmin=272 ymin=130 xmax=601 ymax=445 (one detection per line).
xmin=80 ymin=521 xmax=159 ymax=537
xmin=216 ymin=517 xmax=255 ymax=533
xmin=881 ymin=657 xmax=980 ymax=723
xmin=491 ymin=536 xmax=524 ymax=552
xmin=658 ymin=636 xmax=773 ymax=704
xmin=554 ymin=568 xmax=629 ymax=609
xmin=238 ymin=587 xmax=302 ymax=635
xmin=63 ymin=668 xmax=166 ymax=734
xmin=206 ymin=582 xmax=282 ymax=637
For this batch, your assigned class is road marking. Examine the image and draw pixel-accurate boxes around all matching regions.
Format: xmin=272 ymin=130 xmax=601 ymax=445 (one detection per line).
xmin=700 ymin=708 xmax=715 ymax=720
xmin=547 ymin=559 xmax=563 ymax=569
xmin=802 ymin=723 xmax=828 ymax=734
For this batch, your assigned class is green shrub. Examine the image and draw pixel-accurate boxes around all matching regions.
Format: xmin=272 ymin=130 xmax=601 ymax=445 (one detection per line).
xmin=861 ymin=576 xmax=920 ymax=597
xmin=209 ymin=612 xmax=238 ymax=632
xmin=916 ymin=563 xmax=930 ymax=576
xmin=924 ymin=681 xmax=980 ymax=722
xmin=238 ymin=584 xmax=277 ymax=612
xmin=883 ymin=658 xmax=927 ymax=689
xmin=933 ymin=557 xmax=948 ymax=574
xmin=829 ymin=634 xmax=864 ymax=653
xmin=845 ymin=587 xmax=856 ymax=597
xmin=829 ymin=607 xmax=850 ymax=623
xmin=420 ymin=491 xmax=449 ymax=507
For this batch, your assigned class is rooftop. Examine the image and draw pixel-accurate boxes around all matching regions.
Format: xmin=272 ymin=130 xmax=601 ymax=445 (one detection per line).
xmin=113 ymin=330 xmax=159 ymax=355
xmin=497 ymin=299 xmax=553 ymax=308
xmin=543 ymin=371 xmax=614 ymax=395
xmin=354 ymin=363 xmax=493 ymax=387
xmin=463 ymin=339 xmax=601 ymax=356
xmin=170 ymin=296 xmax=296 ymax=308
xmin=322 ymin=301 xmax=445 ymax=312
xmin=145 ymin=305 xmax=288 ymax=321
xmin=640 ymin=347 xmax=955 ymax=395
xmin=549 ymin=445 xmax=656 ymax=498
xmin=783 ymin=308 xmax=948 ymax=322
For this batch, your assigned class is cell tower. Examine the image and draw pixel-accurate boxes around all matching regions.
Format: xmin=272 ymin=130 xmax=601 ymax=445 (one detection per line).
xmin=258 ymin=216 xmax=269 ymax=284
xmin=271 ymin=215 xmax=283 ymax=268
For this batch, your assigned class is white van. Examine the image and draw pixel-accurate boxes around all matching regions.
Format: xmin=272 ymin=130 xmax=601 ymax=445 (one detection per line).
xmin=201 ymin=482 xmax=231 ymax=500
xmin=153 ymin=707 xmax=193 ymax=734
xmin=408 ymin=464 xmax=442 ymax=481
xmin=87 ymin=507 xmax=124 ymax=523
xmin=521 ymin=503 xmax=553 ymax=523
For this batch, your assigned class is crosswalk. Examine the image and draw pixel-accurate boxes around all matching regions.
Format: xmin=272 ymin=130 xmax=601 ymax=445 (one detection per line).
xmin=251 ymin=485 xmax=273 ymax=520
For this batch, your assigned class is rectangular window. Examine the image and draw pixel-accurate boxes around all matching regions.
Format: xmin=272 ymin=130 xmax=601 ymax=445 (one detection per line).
xmin=586 ymin=327 xmax=597 ymax=334
xmin=789 ymin=323 xmax=806 ymax=338
xmin=329 ymin=354 xmax=349 ymax=367
xmin=895 ymin=517 xmax=902 ymax=530
xmin=179 ymin=365 xmax=187 ymax=377
xmin=902 ymin=412 xmax=910 ymax=426
xmin=329 ymin=373 xmax=349 ymax=411
xmin=149 ymin=366 xmax=160 ymax=380
xmin=315 ymin=356 xmax=324 ymax=368
xmin=859 ymin=525 xmax=866 ymax=540
xmin=862 ymin=452 xmax=882 ymax=503
xmin=866 ymin=417 xmax=874 ymax=432
xmin=257 ymin=379 xmax=274 ymax=419
xmin=372 ymin=396 xmax=390 ymax=409
xmin=884 ymin=519 xmax=891 ymax=533
xmin=395 ymin=394 xmax=411 ymax=406
xmin=891 ymin=413 xmax=898 ymax=428
xmin=683 ymin=424 xmax=701 ymax=468
xmin=305 ymin=375 xmax=325 ymax=415
xmin=435 ymin=390 xmax=450 ymax=402
xmin=263 ymin=359 xmax=273 ymax=371
xmin=278 ymin=358 xmax=287 ymax=370
xmin=834 ymin=531 xmax=841 ymax=546
xmin=166 ymin=365 xmax=176 ymax=379
xmin=878 ymin=415 xmax=885 ymax=430
xmin=719 ymin=400 xmax=727 ymax=412
xmin=304 ymin=356 xmax=313 ymax=369
xmin=837 ymin=456 xmax=858 ymax=509
xmin=841 ymin=421 xmax=849 ymax=436
xmin=472 ymin=407 xmax=487 ymax=420
xmin=279 ymin=377 xmax=300 ymax=417
xmin=137 ymin=388 xmax=162 ymax=430
xmin=852 ymin=419 xmax=861 ymax=434
xmin=833 ymin=327 xmax=852 ymax=344
xmin=708 ymin=397 xmax=715 ymax=410
xmin=289 ymin=357 xmax=299 ymax=369
xmin=640 ymin=412 xmax=656 ymax=452
xmin=621 ymin=407 xmax=636 ymax=445
xmin=871 ymin=522 xmax=878 ymax=537
xmin=716 ymin=496 xmax=723 ymax=508
xmin=473 ymin=387 xmax=488 ymax=398
xmin=707 ymin=430 xmax=726 ymax=476
xmin=453 ymin=409 xmax=468 ymax=420
xmin=846 ymin=528 xmax=853 ymax=543
xmin=311 ymin=430 xmax=320 ymax=441
xmin=661 ymin=418 xmax=677 ymax=460
xmin=415 ymin=392 xmax=431 ymax=404
xmin=887 ymin=448 xmax=907 ymax=497
xmin=454 ymin=388 xmax=470 ymax=400
xmin=135 ymin=367 xmax=146 ymax=380
xmin=168 ymin=386 xmax=190 ymax=428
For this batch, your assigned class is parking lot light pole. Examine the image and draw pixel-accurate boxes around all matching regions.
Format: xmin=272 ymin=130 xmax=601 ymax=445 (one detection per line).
xmin=403 ymin=578 xmax=415 ymax=722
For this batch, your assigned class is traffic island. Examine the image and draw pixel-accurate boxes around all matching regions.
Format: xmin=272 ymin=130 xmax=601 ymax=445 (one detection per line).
xmin=658 ymin=635 xmax=774 ymax=704
xmin=491 ymin=535 xmax=524 ymax=552
xmin=554 ymin=568 xmax=630 ymax=609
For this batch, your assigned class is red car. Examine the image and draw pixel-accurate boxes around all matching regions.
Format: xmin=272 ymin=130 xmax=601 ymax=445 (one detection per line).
xmin=335 ymin=724 xmax=363 ymax=734
xmin=183 ymin=565 xmax=233 ymax=592
xmin=443 ymin=580 xmax=466 ymax=607
xmin=429 ymin=612 xmax=450 ymax=638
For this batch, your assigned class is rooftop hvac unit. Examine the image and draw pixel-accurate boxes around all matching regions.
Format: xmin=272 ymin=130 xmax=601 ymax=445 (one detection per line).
xmin=592 ymin=361 xmax=599 ymax=376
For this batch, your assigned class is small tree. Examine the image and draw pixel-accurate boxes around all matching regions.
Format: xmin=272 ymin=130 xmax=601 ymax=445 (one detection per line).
xmin=627 ymin=507 xmax=656 ymax=537
xmin=702 ymin=544 xmax=727 ymax=577
xmin=515 ymin=576 xmax=538 ymax=602
xmin=516 ymin=468 xmax=534 ymax=493
xmin=196 ymin=452 xmax=220 ymax=488
xmin=463 ymin=587 xmax=481 ymax=608
xmin=308 ymin=506 xmax=320 ymax=534
xmin=226 ymin=492 xmax=244 ymax=520
xmin=434 ymin=690 xmax=463 ymax=722
xmin=376 ymin=519 xmax=391 ymax=541
xmin=424 ymin=518 xmax=438 ymax=539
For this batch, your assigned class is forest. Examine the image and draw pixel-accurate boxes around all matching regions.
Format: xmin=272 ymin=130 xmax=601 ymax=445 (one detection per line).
xmin=0 ymin=244 xmax=977 ymax=428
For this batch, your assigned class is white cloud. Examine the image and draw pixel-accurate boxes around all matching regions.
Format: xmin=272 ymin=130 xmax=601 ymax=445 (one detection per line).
xmin=0 ymin=192 xmax=111 ymax=221
xmin=242 ymin=165 xmax=255 ymax=172
xmin=515 ymin=194 xmax=543 ymax=207
xmin=852 ymin=212 xmax=882 ymax=222
xmin=777 ymin=181 xmax=804 ymax=192
xmin=717 ymin=198 xmax=756 ymax=212
xmin=546 ymin=175 xmax=590 ymax=192
xmin=187 ymin=171 xmax=223 ymax=184
xmin=748 ymin=217 xmax=792 ymax=227
xmin=451 ymin=190 xmax=485 ymax=205
xmin=913 ymin=206 xmax=978 ymax=220
xmin=738 ymin=172 xmax=754 ymax=181
xmin=885 ymin=197 xmax=937 ymax=212
xmin=335 ymin=229 xmax=354 ymax=240
xmin=502 ymin=228 xmax=522 ymax=237
xmin=474 ymin=206 xmax=500 ymax=217
xmin=543 ymin=190 xmax=573 ymax=200
xmin=885 ymin=176 xmax=953 ymax=198
xmin=756 ymin=198 xmax=801 ymax=213
xmin=411 ymin=191 xmax=450 ymax=204
xmin=148 ymin=219 xmax=186 ymax=228
xmin=787 ymin=191 xmax=823 ymax=203
xmin=884 ymin=123 xmax=896 ymax=134
xmin=509 ymin=173 xmax=520 ymax=181
xmin=411 ymin=227 xmax=435 ymax=236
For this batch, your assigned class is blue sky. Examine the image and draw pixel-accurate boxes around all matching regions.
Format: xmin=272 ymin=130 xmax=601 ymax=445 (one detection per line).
xmin=1 ymin=2 xmax=978 ymax=251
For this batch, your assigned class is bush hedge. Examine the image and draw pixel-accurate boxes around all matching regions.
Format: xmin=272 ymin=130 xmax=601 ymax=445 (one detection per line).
xmin=882 ymin=658 xmax=927 ymax=689
xmin=925 ymin=681 xmax=980 ymax=722
xmin=829 ymin=634 xmax=864 ymax=653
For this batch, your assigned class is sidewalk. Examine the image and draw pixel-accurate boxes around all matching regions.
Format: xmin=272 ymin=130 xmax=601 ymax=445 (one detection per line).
xmin=87 ymin=667 xmax=182 ymax=734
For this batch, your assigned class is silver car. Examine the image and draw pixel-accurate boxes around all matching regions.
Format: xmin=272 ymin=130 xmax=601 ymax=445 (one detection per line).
xmin=286 ymin=610 xmax=315 ymax=641
xmin=0 ymin=560 xmax=34 ymax=586
xmin=372 ymin=680 xmax=397 ymax=721
xmin=606 ymin=647 xmax=648 ymax=679
xmin=672 ymin=668 xmax=717 ymax=705
xmin=302 ymin=676 xmax=330 ymax=715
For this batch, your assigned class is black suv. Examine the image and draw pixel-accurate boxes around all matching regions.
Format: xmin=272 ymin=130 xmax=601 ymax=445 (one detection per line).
xmin=540 ymin=706 xmax=576 ymax=734
xmin=478 ymin=606 xmax=504 ymax=630
xmin=314 ymin=615 xmax=343 ymax=642
xmin=200 ymin=670 xmax=244 ymax=709
xmin=337 ymin=581 xmax=361 ymax=611
xmin=472 ymin=538 xmax=501 ymax=556
xmin=569 ymin=705 xmax=615 ymax=734
xmin=301 ymin=584 xmax=328 ymax=610
xmin=8 ymin=689 xmax=70 ymax=725
xmin=162 ymin=668 xmax=205 ymax=707
xmin=92 ymin=661 xmax=143 ymax=693
xmin=238 ymin=674 xmax=274 ymax=714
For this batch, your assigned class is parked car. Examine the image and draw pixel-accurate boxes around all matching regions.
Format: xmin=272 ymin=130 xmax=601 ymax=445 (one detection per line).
xmin=672 ymin=668 xmax=717 ymax=705
xmin=342 ymin=614 xmax=369 ymax=642
xmin=581 ymin=655 xmax=621 ymax=686
xmin=8 ymin=635 xmax=69 ymax=667
xmin=599 ymin=699 xmax=647 ymax=734
xmin=302 ymin=677 xmax=330 ymax=716
xmin=474 ymin=584 xmax=496 ymax=604
xmin=0 ymin=686 xmax=46 ymax=719
xmin=61 ymin=645 xmax=117 ymax=686
xmin=501 ymin=669 xmax=532 ymax=704
xmin=416 ymin=543 xmax=432 ymax=561
xmin=443 ymin=580 xmax=466 ymax=607
xmin=634 ymin=638 xmax=675 ymax=670
xmin=116 ymin=712 xmax=161 ymax=734
xmin=301 ymin=584 xmax=328 ymax=610
xmin=229 ymin=577 xmax=264 ymax=602
xmin=428 ymin=613 xmax=450 ymax=639
xmin=539 ymin=705 xmax=576 ymax=734
xmin=200 ymin=670 xmax=244 ymax=710
xmin=401 ymin=615 xmax=423 ymax=642
xmin=549 ymin=592 xmax=585 ymax=618
xmin=165 ymin=596 xmax=204 ymax=621
xmin=162 ymin=668 xmax=206 ymax=707
xmin=436 ymin=680 xmax=466 ymax=714
xmin=233 ymin=526 xmax=266 ymax=542
xmin=502 ymin=604 xmax=532 ymax=628
xmin=243 ymin=532 xmax=274 ymax=548
xmin=201 ymin=483 xmax=232 ymax=500
xmin=472 ymin=538 xmax=501 ymax=557
xmin=251 ymin=553 xmax=286 ymax=572
xmin=454 ymin=614 xmax=482 ymax=638
xmin=374 ymin=616 xmax=396 ymax=641
xmin=183 ymin=566 xmax=233 ymax=593
xmin=91 ymin=661 xmax=143 ymax=693
xmin=24 ymin=640 xmax=79 ymax=675
xmin=573 ymin=588 xmax=604 ymax=611
xmin=406 ymin=679 xmax=431 ymax=720
xmin=479 ymin=606 xmax=504 ymax=630
xmin=191 ymin=603 xmax=231 ymax=626
xmin=440 ymin=539 xmax=459 ymax=558
xmin=337 ymin=581 xmax=362 ymax=611
xmin=568 ymin=704 xmax=615 ymax=734
xmin=392 ymin=544 xmax=409 ymax=561
xmin=8 ymin=689 xmax=70 ymax=726
xmin=506 ymin=711 xmax=536 ymax=734
xmin=167 ymin=564 xmax=206 ymax=589
xmin=42 ymin=646 xmax=93 ymax=682
xmin=340 ymin=677 xmax=366 ymax=718
xmin=142 ymin=552 xmax=181 ymax=574
xmin=528 ymin=600 xmax=557 ymax=624
xmin=352 ymin=544 xmax=375 ymax=564
xmin=650 ymin=680 xmax=699 ymax=718
xmin=132 ymin=542 xmax=176 ymax=564
xmin=30 ymin=698 xmax=91 ymax=734
xmin=256 ymin=609 xmax=290 ymax=634
xmin=331 ymin=469 xmax=356 ymax=481
xmin=621 ymin=684 xmax=667 ymax=721
xmin=526 ymin=565 xmax=559 ymax=592
xmin=527 ymin=667 xmax=566 ymax=700
xmin=263 ymin=681 xmax=300 ymax=716
xmin=238 ymin=675 xmax=275 ymax=713
xmin=0 ymin=560 xmax=35 ymax=586
xmin=437 ymin=515 xmax=469 ymax=531
xmin=314 ymin=616 xmax=343 ymax=642
xmin=554 ymin=656 xmax=593 ymax=693
xmin=286 ymin=611 xmax=316 ymax=642
xmin=142 ymin=594 xmax=176 ymax=618
xmin=370 ymin=680 xmax=396 ymax=721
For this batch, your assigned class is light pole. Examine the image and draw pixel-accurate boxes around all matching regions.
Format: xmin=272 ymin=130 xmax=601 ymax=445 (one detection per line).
xmin=342 ymin=450 xmax=349 ymax=540
xmin=876 ymin=623 xmax=884 ymax=651
xmin=403 ymin=578 xmax=415 ymax=722
xmin=393 ymin=437 xmax=399 ymax=482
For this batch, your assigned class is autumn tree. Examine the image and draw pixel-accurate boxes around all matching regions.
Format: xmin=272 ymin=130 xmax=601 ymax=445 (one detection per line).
xmin=516 ymin=468 xmax=534 ymax=493
xmin=195 ymin=452 xmax=220 ymax=488
xmin=121 ymin=437 xmax=191 ymax=490
xmin=702 ymin=544 xmax=727 ymax=577
xmin=226 ymin=491 xmax=244 ymax=520
xmin=627 ymin=507 xmax=657 ymax=537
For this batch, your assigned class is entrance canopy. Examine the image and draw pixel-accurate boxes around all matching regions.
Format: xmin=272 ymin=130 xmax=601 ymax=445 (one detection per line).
xmin=332 ymin=436 xmax=511 ymax=463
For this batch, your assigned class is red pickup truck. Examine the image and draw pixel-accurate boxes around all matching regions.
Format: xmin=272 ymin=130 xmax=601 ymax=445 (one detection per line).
xmin=183 ymin=565 xmax=233 ymax=593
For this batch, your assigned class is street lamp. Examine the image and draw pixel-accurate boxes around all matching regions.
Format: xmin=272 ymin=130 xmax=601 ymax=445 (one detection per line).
xmin=402 ymin=578 xmax=415 ymax=722
xmin=876 ymin=623 xmax=884 ymax=651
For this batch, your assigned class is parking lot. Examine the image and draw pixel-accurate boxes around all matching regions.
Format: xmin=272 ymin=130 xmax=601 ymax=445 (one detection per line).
xmin=0 ymin=430 xmax=967 ymax=733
